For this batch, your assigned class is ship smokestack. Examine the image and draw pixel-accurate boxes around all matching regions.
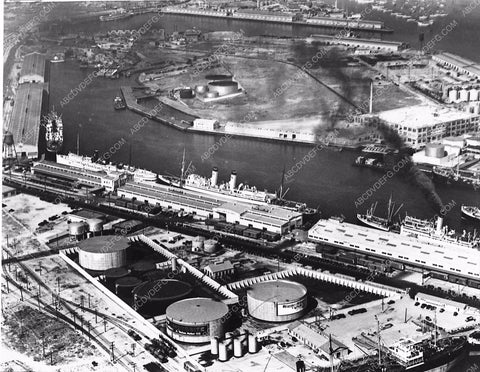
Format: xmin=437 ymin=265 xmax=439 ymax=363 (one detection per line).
xmin=369 ymin=81 xmax=373 ymax=114
xmin=229 ymin=170 xmax=237 ymax=190
xmin=211 ymin=167 xmax=218 ymax=187
xmin=436 ymin=216 xmax=443 ymax=234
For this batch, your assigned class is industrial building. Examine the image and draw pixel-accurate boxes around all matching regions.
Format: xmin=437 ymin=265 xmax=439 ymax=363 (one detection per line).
xmin=204 ymin=261 xmax=234 ymax=279
xmin=32 ymin=160 xmax=126 ymax=192
xmin=67 ymin=209 xmax=106 ymax=224
xmin=77 ymin=236 xmax=129 ymax=271
xmin=432 ymin=52 xmax=480 ymax=80
xmin=287 ymin=321 xmax=349 ymax=360
xmin=247 ymin=280 xmax=307 ymax=322
xmin=165 ymin=298 xmax=229 ymax=343
xmin=412 ymin=141 xmax=463 ymax=167
xmin=308 ymin=218 xmax=480 ymax=282
xmin=19 ymin=52 xmax=47 ymax=84
xmin=213 ymin=202 xmax=303 ymax=235
xmin=7 ymin=83 xmax=48 ymax=158
xmin=376 ymin=104 xmax=480 ymax=149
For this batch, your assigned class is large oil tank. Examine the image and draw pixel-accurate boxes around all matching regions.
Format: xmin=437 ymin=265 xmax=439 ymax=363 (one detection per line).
xmin=104 ymin=267 xmax=130 ymax=289
xmin=425 ymin=143 xmax=445 ymax=158
xmin=130 ymin=261 xmax=157 ymax=276
xmin=115 ymin=276 xmax=142 ymax=298
xmin=208 ymin=81 xmax=239 ymax=96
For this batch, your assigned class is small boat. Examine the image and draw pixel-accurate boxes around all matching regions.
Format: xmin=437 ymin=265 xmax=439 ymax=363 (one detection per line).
xmin=461 ymin=205 xmax=480 ymax=222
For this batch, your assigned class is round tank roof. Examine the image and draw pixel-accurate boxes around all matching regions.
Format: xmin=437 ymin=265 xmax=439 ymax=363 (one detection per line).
xmin=115 ymin=276 xmax=142 ymax=287
xmin=78 ymin=236 xmax=129 ymax=253
xmin=133 ymin=279 xmax=192 ymax=301
xmin=248 ymin=280 xmax=307 ymax=303
xmin=166 ymin=298 xmax=229 ymax=323
xmin=104 ymin=267 xmax=130 ymax=278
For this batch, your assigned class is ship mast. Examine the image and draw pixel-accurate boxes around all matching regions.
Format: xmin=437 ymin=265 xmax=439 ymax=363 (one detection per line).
xmin=180 ymin=148 xmax=186 ymax=187
xmin=375 ymin=315 xmax=382 ymax=366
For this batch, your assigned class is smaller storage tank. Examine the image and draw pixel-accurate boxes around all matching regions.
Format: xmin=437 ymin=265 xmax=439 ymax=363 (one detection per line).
xmin=218 ymin=341 xmax=228 ymax=362
xmin=195 ymin=85 xmax=208 ymax=94
xmin=233 ymin=337 xmax=243 ymax=358
xmin=205 ymin=74 xmax=233 ymax=81
xmin=69 ymin=222 xmax=86 ymax=240
xmin=211 ymin=167 xmax=219 ymax=187
xmin=205 ymin=91 xmax=219 ymax=98
xmin=192 ymin=236 xmax=205 ymax=251
xmin=448 ymin=89 xmax=458 ymax=102
xmin=131 ymin=261 xmax=157 ymax=276
xmin=87 ymin=218 xmax=104 ymax=236
xmin=425 ymin=143 xmax=445 ymax=158
xmin=211 ymin=337 xmax=219 ymax=355
xmin=208 ymin=81 xmax=239 ymax=96
xmin=248 ymin=334 xmax=259 ymax=353
xmin=179 ymin=88 xmax=194 ymax=99
xmin=204 ymin=239 xmax=218 ymax=253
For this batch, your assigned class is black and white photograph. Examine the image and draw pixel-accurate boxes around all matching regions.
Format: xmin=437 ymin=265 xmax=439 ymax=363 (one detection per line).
xmin=1 ymin=0 xmax=480 ymax=371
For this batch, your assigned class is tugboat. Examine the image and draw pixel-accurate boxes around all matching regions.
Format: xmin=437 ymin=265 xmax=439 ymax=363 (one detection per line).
xmin=114 ymin=95 xmax=126 ymax=110
xmin=357 ymin=197 xmax=403 ymax=232
xmin=44 ymin=110 xmax=63 ymax=153
xmin=461 ymin=205 xmax=480 ymax=222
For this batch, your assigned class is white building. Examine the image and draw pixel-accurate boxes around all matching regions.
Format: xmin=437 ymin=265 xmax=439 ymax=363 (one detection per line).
xmin=204 ymin=261 xmax=234 ymax=279
xmin=377 ymin=104 xmax=480 ymax=148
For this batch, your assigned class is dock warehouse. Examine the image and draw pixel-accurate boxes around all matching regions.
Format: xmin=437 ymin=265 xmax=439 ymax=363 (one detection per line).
xmin=19 ymin=52 xmax=47 ymax=84
xmin=6 ymin=83 xmax=48 ymax=158
xmin=32 ymin=160 xmax=125 ymax=192
xmin=213 ymin=202 xmax=303 ymax=234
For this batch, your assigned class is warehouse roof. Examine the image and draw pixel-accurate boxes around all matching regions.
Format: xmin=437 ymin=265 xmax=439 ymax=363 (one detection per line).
xmin=7 ymin=83 xmax=46 ymax=147
xmin=434 ymin=52 xmax=480 ymax=78
xmin=248 ymin=280 xmax=307 ymax=303
xmin=205 ymin=261 xmax=234 ymax=273
xmin=378 ymin=104 xmax=477 ymax=129
xmin=166 ymin=298 xmax=229 ymax=324
xmin=20 ymin=52 xmax=46 ymax=81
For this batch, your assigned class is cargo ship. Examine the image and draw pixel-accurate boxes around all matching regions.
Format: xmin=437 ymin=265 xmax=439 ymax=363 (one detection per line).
xmin=114 ymin=96 xmax=126 ymax=110
xmin=100 ymin=9 xmax=134 ymax=21
xmin=44 ymin=110 xmax=63 ymax=153
xmin=57 ymin=152 xmax=157 ymax=183
xmin=357 ymin=197 xmax=402 ymax=232
xmin=338 ymin=337 xmax=468 ymax=372
xmin=461 ymin=205 xmax=480 ymax=222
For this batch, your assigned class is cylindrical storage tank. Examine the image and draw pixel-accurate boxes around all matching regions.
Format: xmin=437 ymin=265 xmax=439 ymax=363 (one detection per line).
xmin=104 ymin=267 xmax=130 ymax=289
xmin=205 ymin=74 xmax=233 ymax=81
xmin=87 ymin=218 xmax=104 ymax=236
xmin=195 ymin=85 xmax=208 ymax=94
xmin=3 ymin=131 xmax=14 ymax=146
xmin=425 ymin=143 xmax=445 ymax=158
xmin=205 ymin=91 xmax=219 ymax=98
xmin=115 ymin=276 xmax=142 ymax=297
xmin=208 ymin=81 xmax=239 ymax=96
xmin=69 ymin=222 xmax=86 ymax=240
xmin=218 ymin=341 xmax=228 ymax=362
xmin=179 ymin=88 xmax=194 ymax=99
xmin=211 ymin=167 xmax=219 ymax=187
xmin=142 ymin=270 xmax=165 ymax=282
xmin=247 ymin=280 xmax=307 ymax=322
xmin=203 ymin=239 xmax=218 ymax=253
xmin=78 ymin=236 xmax=129 ymax=271
xmin=229 ymin=170 xmax=237 ymax=190
xmin=248 ymin=334 xmax=259 ymax=353
xmin=171 ymin=257 xmax=178 ymax=272
xmin=233 ymin=338 xmax=243 ymax=358
xmin=166 ymin=298 xmax=229 ymax=344
xmin=192 ymin=236 xmax=205 ymax=251
xmin=130 ymin=261 xmax=157 ymax=276
xmin=211 ymin=337 xmax=219 ymax=355
xmin=133 ymin=279 xmax=193 ymax=316
xmin=469 ymin=88 xmax=479 ymax=101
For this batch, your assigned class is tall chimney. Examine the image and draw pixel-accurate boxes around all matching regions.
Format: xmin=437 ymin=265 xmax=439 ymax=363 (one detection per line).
xmin=436 ymin=216 xmax=443 ymax=234
xmin=229 ymin=170 xmax=237 ymax=190
xmin=211 ymin=167 xmax=218 ymax=187
xmin=369 ymin=81 xmax=373 ymax=114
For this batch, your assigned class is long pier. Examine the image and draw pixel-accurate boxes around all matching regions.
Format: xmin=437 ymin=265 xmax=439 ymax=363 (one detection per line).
xmin=161 ymin=7 xmax=393 ymax=33
xmin=120 ymin=86 xmax=195 ymax=131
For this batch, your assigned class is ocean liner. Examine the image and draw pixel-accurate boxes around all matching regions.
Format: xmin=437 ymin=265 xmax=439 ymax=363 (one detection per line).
xmin=100 ymin=8 xmax=134 ymax=21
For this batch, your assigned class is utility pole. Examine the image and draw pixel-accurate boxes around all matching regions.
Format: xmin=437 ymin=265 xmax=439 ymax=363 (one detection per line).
xmin=110 ymin=342 xmax=115 ymax=362
xmin=375 ymin=316 xmax=382 ymax=366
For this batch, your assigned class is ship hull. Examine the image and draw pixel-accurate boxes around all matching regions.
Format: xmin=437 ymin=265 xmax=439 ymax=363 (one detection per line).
xmin=410 ymin=342 xmax=469 ymax=372
xmin=46 ymin=142 xmax=63 ymax=153
xmin=461 ymin=208 xmax=480 ymax=222
xmin=432 ymin=172 xmax=480 ymax=190
xmin=357 ymin=214 xmax=390 ymax=231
